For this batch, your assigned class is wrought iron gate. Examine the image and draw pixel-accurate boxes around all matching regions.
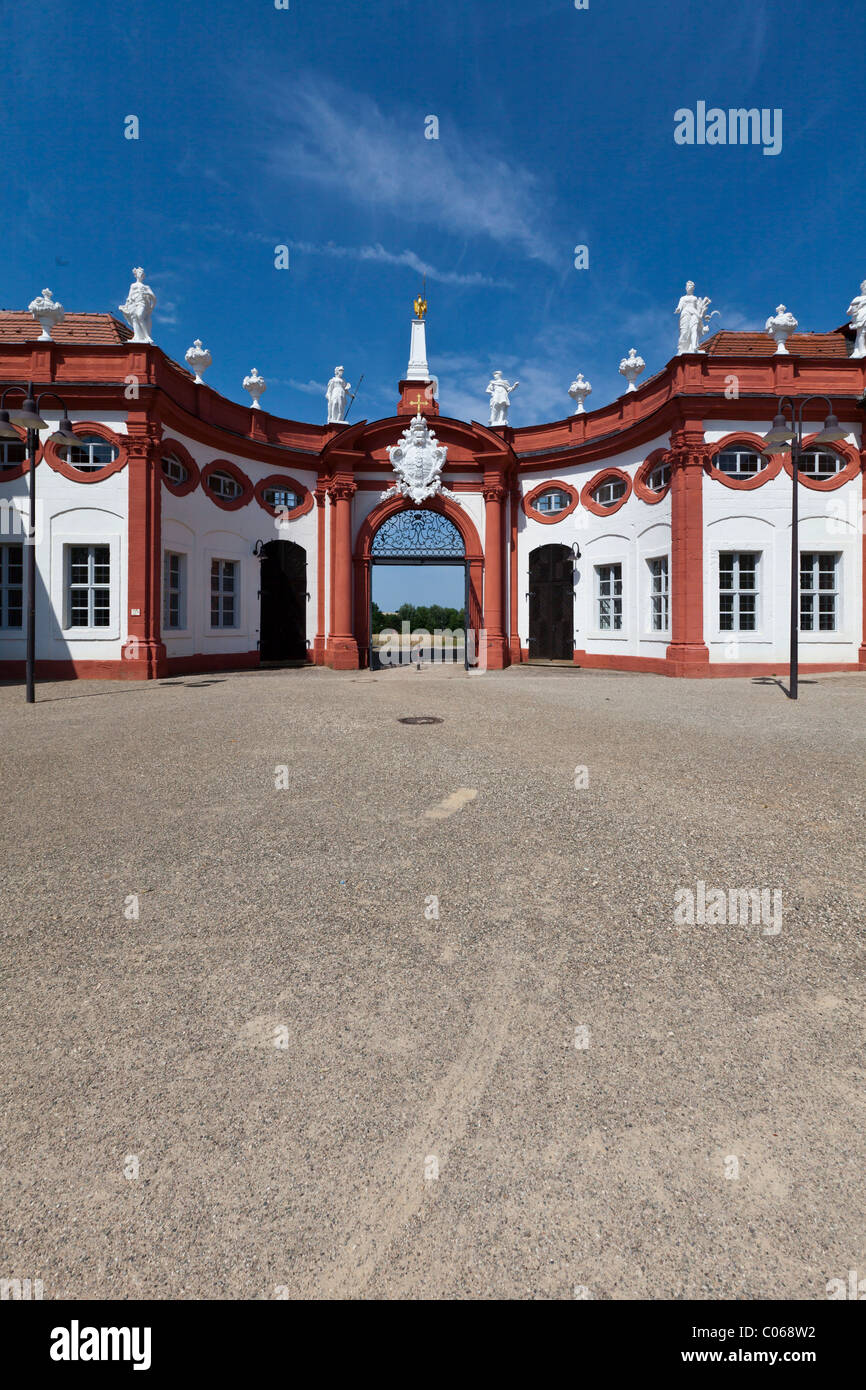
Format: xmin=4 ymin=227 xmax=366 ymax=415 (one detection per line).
xmin=369 ymin=509 xmax=471 ymax=670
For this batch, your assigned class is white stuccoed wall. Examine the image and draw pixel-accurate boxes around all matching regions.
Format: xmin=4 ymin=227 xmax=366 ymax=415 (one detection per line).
xmin=0 ymin=412 xmax=130 ymax=664
xmin=160 ymin=428 xmax=318 ymax=660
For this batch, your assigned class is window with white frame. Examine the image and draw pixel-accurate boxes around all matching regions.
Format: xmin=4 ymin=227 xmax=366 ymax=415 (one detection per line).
xmin=0 ymin=440 xmax=27 ymax=469
xmin=593 ymin=478 xmax=627 ymax=507
xmin=596 ymin=563 xmax=623 ymax=631
xmin=0 ymin=543 xmax=23 ymax=628
xmin=719 ymin=552 xmax=759 ymax=632
xmin=163 ymin=552 xmax=186 ymax=630
xmin=66 ymin=545 xmax=110 ymax=627
xmin=61 ymin=434 xmax=119 ymax=473
xmin=647 ymin=462 xmax=671 ymax=492
xmin=798 ymin=449 xmax=845 ymax=479
xmin=207 ymin=470 xmax=241 ymax=500
xmin=161 ymin=453 xmax=189 ymax=486
xmin=262 ymin=486 xmax=299 ymax=511
xmin=800 ymin=552 xmax=840 ymax=632
xmin=714 ymin=448 xmax=764 ymax=478
xmin=211 ymin=558 xmax=238 ymax=628
xmin=535 ymin=488 xmax=571 ymax=514
xmin=647 ymin=556 xmax=669 ymax=631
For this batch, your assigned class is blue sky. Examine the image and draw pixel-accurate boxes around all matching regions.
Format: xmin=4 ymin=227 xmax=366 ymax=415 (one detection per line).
xmin=1 ymin=0 xmax=863 ymax=606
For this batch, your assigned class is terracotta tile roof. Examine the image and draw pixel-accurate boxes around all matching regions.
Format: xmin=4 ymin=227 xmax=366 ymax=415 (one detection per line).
xmin=703 ymin=328 xmax=853 ymax=358
xmin=0 ymin=312 xmax=132 ymax=344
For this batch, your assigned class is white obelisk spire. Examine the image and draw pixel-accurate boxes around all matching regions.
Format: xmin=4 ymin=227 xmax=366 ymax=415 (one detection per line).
xmin=406 ymin=282 xmax=429 ymax=380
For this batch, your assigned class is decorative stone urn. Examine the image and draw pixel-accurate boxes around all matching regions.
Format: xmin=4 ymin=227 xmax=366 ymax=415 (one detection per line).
xmin=765 ymin=304 xmax=798 ymax=354
xmin=568 ymin=372 xmax=592 ymax=414
xmin=243 ymin=368 xmax=267 ymax=410
xmin=618 ymin=347 xmax=645 ymax=393
xmin=185 ymin=339 xmax=212 ymax=384
xmin=28 ymin=288 xmax=65 ymax=341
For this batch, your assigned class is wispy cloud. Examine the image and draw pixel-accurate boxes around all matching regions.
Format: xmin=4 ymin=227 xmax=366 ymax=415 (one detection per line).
xmin=259 ymin=74 xmax=558 ymax=268
xmin=174 ymin=222 xmax=508 ymax=288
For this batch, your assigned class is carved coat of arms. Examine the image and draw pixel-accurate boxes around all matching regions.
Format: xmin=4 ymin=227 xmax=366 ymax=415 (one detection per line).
xmin=381 ymin=413 xmax=460 ymax=506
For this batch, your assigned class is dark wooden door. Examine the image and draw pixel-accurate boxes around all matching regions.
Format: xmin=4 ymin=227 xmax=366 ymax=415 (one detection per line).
xmin=260 ymin=540 xmax=307 ymax=661
xmin=528 ymin=545 xmax=573 ymax=659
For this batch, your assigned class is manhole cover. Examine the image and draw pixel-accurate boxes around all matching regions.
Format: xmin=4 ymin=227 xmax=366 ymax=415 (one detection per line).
xmin=398 ymin=716 xmax=443 ymax=725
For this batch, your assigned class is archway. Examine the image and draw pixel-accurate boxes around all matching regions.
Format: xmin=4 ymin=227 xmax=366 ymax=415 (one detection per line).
xmin=528 ymin=543 xmax=574 ymax=660
xmin=259 ymin=539 xmax=307 ymax=662
xmin=355 ymin=497 xmax=484 ymax=670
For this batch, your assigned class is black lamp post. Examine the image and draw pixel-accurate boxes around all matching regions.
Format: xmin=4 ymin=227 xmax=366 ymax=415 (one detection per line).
xmin=0 ymin=384 xmax=81 ymax=703
xmin=762 ymin=396 xmax=848 ymax=701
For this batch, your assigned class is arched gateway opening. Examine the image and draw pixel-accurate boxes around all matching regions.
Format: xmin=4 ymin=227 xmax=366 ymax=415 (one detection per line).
xmin=354 ymin=499 xmax=484 ymax=671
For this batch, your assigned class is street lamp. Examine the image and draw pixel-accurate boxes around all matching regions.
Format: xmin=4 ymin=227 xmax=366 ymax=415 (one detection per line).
xmin=0 ymin=383 xmax=81 ymax=703
xmin=762 ymin=395 xmax=849 ymax=701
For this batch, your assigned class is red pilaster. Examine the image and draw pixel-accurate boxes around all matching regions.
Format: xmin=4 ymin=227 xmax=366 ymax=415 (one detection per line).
xmin=860 ymin=448 xmax=866 ymax=668
xmin=125 ymin=418 xmax=167 ymax=679
xmin=326 ymin=479 xmax=359 ymax=669
xmin=508 ymin=484 xmax=521 ymax=663
xmin=313 ymin=482 xmax=328 ymax=665
xmin=665 ymin=425 xmax=710 ymax=675
xmin=482 ymin=479 xmax=509 ymax=669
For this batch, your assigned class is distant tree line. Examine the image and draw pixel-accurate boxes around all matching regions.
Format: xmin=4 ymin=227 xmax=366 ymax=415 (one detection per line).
xmin=371 ymin=601 xmax=466 ymax=634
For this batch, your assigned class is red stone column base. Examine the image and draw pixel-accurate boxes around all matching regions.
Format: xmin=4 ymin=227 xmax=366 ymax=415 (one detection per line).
xmin=121 ymin=639 xmax=168 ymax=679
xmin=482 ymin=634 xmax=510 ymax=670
xmin=508 ymin=635 xmax=522 ymax=664
xmin=859 ymin=644 xmax=866 ymax=669
xmin=665 ymin=642 xmax=710 ymax=676
xmin=325 ymin=637 xmax=360 ymax=670
xmin=312 ymin=636 xmax=328 ymax=666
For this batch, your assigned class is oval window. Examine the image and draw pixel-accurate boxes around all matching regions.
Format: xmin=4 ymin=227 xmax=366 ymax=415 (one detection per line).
xmin=647 ymin=462 xmax=671 ymax=491
xmin=62 ymin=434 xmax=119 ymax=472
xmin=593 ymin=478 xmax=627 ymax=507
xmin=262 ymin=486 xmax=300 ymax=510
xmin=207 ymin=470 xmax=242 ymax=499
xmin=714 ymin=449 xmax=765 ymax=479
xmin=799 ymin=449 xmax=845 ymax=479
xmin=161 ymin=453 xmax=189 ymax=485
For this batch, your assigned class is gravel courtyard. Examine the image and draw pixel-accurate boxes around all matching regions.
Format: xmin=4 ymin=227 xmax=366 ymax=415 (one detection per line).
xmin=1 ymin=664 xmax=864 ymax=1301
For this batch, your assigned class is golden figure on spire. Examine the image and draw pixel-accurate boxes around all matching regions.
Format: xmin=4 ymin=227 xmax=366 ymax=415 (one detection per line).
xmin=414 ymin=278 xmax=427 ymax=320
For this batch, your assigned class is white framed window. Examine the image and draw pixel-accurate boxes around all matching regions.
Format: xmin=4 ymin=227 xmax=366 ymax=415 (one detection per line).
xmin=647 ymin=462 xmax=671 ymax=491
xmin=207 ymin=470 xmax=241 ymax=500
xmin=0 ymin=543 xmax=23 ymax=628
xmin=65 ymin=544 xmax=111 ymax=628
xmin=798 ymin=449 xmax=845 ymax=479
xmin=593 ymin=478 xmax=627 ymax=507
xmin=263 ymin=486 xmax=299 ymax=510
xmin=211 ymin=558 xmax=238 ymax=628
xmin=647 ymin=555 xmax=669 ymax=632
xmin=163 ymin=551 xmax=187 ymax=630
xmin=535 ymin=488 xmax=571 ymax=514
xmin=800 ymin=552 xmax=840 ymax=632
xmin=719 ymin=551 xmax=759 ymax=632
xmin=0 ymin=440 xmax=27 ymax=470
xmin=596 ymin=563 xmax=623 ymax=631
xmin=714 ymin=449 xmax=764 ymax=479
xmin=61 ymin=435 xmax=119 ymax=473
xmin=161 ymin=453 xmax=189 ymax=486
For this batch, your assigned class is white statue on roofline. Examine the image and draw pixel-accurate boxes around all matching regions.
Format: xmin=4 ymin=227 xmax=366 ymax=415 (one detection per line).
xmin=119 ymin=267 xmax=156 ymax=344
xmin=846 ymin=280 xmax=866 ymax=358
xmin=487 ymin=371 xmax=519 ymax=427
